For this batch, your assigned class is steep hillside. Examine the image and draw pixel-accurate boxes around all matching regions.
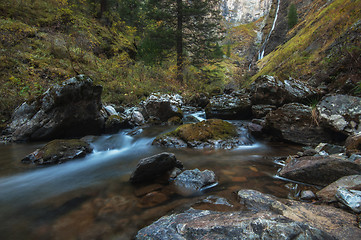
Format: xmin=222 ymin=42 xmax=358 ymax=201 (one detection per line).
xmin=254 ymin=0 xmax=361 ymax=94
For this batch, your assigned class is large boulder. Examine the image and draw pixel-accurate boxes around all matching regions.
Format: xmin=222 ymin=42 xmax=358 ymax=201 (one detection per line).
xmin=173 ymin=169 xmax=217 ymax=196
xmin=21 ymin=139 xmax=93 ymax=165
xmin=135 ymin=209 xmax=335 ymax=240
xmin=205 ymin=93 xmax=252 ymax=119
xmin=265 ymin=103 xmax=336 ymax=145
xmin=141 ymin=93 xmax=183 ymax=122
xmin=129 ymin=152 xmax=183 ymax=184
xmin=8 ymin=75 xmax=104 ymax=141
xmin=317 ymin=94 xmax=361 ymax=135
xmin=278 ymin=156 xmax=361 ymax=186
xmin=153 ymin=119 xmax=253 ymax=149
xmin=249 ymin=75 xmax=320 ymax=106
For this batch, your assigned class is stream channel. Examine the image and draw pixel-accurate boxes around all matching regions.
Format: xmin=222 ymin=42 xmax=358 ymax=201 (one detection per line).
xmin=0 ymin=111 xmax=304 ymax=239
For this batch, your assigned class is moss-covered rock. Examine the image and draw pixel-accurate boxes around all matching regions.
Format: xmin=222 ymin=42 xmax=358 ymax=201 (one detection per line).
xmin=21 ymin=139 xmax=93 ymax=165
xmin=104 ymin=114 xmax=129 ymax=133
xmin=153 ymin=119 xmax=253 ymax=149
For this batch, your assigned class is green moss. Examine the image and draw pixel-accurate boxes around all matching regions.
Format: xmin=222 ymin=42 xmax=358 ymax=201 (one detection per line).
xmin=166 ymin=119 xmax=237 ymax=142
xmin=42 ymin=139 xmax=90 ymax=160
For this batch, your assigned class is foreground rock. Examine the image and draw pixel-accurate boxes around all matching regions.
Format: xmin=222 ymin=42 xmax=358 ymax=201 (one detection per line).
xmin=336 ymin=187 xmax=361 ymax=213
xmin=141 ymin=93 xmax=183 ymax=123
xmin=21 ymin=139 xmax=93 ymax=165
xmin=249 ymin=75 xmax=319 ymax=106
xmin=317 ymin=94 xmax=361 ymax=135
xmin=265 ymin=103 xmax=336 ymax=145
xmin=317 ymin=175 xmax=361 ymax=202
xmin=8 ymin=75 xmax=104 ymax=141
xmin=205 ymin=93 xmax=252 ymax=119
xmin=129 ymin=152 xmax=183 ymax=184
xmin=135 ymin=209 xmax=334 ymax=240
xmin=173 ymin=169 xmax=217 ymax=196
xmin=278 ymin=156 xmax=361 ymax=186
xmin=237 ymin=189 xmax=360 ymax=239
xmin=153 ymin=119 xmax=253 ymax=149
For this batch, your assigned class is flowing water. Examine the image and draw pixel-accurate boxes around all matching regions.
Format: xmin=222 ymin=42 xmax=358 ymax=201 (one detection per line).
xmin=0 ymin=112 xmax=304 ymax=239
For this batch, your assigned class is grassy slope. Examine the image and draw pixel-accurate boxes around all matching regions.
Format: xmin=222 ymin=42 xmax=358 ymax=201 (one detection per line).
xmin=253 ymin=0 xmax=361 ymax=84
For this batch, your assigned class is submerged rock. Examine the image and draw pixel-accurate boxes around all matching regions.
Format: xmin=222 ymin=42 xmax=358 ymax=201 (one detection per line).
xmin=129 ymin=152 xmax=183 ymax=184
xmin=249 ymin=75 xmax=319 ymax=106
xmin=173 ymin=169 xmax=217 ymax=196
xmin=278 ymin=156 xmax=361 ymax=186
xmin=317 ymin=94 xmax=361 ymax=135
xmin=265 ymin=103 xmax=336 ymax=145
xmin=21 ymin=139 xmax=93 ymax=165
xmin=8 ymin=75 xmax=104 ymax=141
xmin=205 ymin=94 xmax=252 ymax=120
xmin=153 ymin=119 xmax=253 ymax=149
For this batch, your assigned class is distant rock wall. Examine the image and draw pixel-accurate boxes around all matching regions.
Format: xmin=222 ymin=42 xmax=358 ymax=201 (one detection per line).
xmin=221 ymin=0 xmax=272 ymax=24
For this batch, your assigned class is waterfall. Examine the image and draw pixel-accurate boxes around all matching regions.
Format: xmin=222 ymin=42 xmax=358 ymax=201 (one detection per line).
xmin=258 ymin=0 xmax=280 ymax=60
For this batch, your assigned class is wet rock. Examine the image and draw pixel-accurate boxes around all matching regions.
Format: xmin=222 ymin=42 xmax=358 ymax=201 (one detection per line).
xmin=135 ymin=209 xmax=335 ymax=240
xmin=103 ymin=105 xmax=118 ymax=116
xmin=173 ymin=169 xmax=217 ymax=196
xmin=138 ymin=191 xmax=169 ymax=208
xmin=141 ymin=93 xmax=183 ymax=122
xmin=251 ymin=104 xmax=277 ymax=118
xmin=278 ymin=156 xmax=361 ymax=186
xmin=8 ymin=75 xmax=104 ymax=141
xmin=315 ymin=143 xmax=345 ymax=155
xmin=265 ymin=103 xmax=335 ymax=145
xmin=153 ymin=119 xmax=253 ymax=149
xmin=104 ymin=115 xmax=129 ymax=134
xmin=300 ymin=190 xmax=316 ymax=201
xmin=205 ymin=94 xmax=252 ymax=120
xmin=336 ymin=188 xmax=361 ymax=213
xmin=317 ymin=94 xmax=361 ymax=135
xmin=21 ymin=139 xmax=93 ymax=165
xmin=345 ymin=133 xmax=361 ymax=156
xmin=249 ymin=75 xmax=319 ymax=106
xmin=129 ymin=152 xmax=183 ymax=184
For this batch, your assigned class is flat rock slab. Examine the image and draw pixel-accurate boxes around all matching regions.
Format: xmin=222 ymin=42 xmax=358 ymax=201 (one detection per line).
xmin=278 ymin=156 xmax=361 ymax=186
xmin=317 ymin=175 xmax=361 ymax=202
xmin=129 ymin=152 xmax=183 ymax=184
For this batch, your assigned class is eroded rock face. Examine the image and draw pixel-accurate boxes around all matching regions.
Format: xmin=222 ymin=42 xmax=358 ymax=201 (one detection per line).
xmin=153 ymin=119 xmax=253 ymax=149
xmin=135 ymin=209 xmax=335 ymax=240
xmin=173 ymin=169 xmax=217 ymax=196
xmin=129 ymin=152 xmax=183 ymax=184
xmin=9 ymin=75 xmax=104 ymax=141
xmin=141 ymin=93 xmax=183 ymax=122
xmin=278 ymin=156 xmax=361 ymax=186
xmin=265 ymin=103 xmax=335 ymax=145
xmin=317 ymin=94 xmax=361 ymax=135
xmin=21 ymin=139 xmax=93 ymax=165
xmin=205 ymin=94 xmax=252 ymax=120
xmin=250 ymin=75 xmax=319 ymax=106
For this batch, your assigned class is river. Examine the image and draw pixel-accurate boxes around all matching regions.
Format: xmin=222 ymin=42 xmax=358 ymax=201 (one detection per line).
xmin=0 ymin=112 xmax=303 ymax=239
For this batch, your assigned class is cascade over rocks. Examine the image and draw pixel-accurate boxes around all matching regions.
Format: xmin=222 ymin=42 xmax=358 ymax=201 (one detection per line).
xmin=249 ymin=75 xmax=320 ymax=106
xmin=278 ymin=155 xmax=361 ymax=186
xmin=141 ymin=93 xmax=183 ymax=123
xmin=205 ymin=93 xmax=252 ymax=120
xmin=317 ymin=94 xmax=361 ymax=135
xmin=8 ymin=75 xmax=104 ymax=141
xmin=21 ymin=139 xmax=93 ymax=165
xmin=265 ymin=103 xmax=335 ymax=145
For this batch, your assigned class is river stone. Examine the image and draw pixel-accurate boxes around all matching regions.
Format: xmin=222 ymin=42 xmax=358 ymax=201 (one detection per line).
xmin=249 ymin=75 xmax=319 ymax=106
xmin=135 ymin=209 xmax=335 ymax=240
xmin=8 ymin=75 xmax=104 ymax=141
xmin=236 ymin=189 xmax=360 ymax=239
xmin=205 ymin=94 xmax=252 ymax=120
xmin=173 ymin=169 xmax=217 ymax=196
xmin=129 ymin=152 xmax=183 ymax=184
xmin=278 ymin=156 xmax=361 ymax=186
xmin=345 ymin=133 xmax=361 ymax=156
xmin=265 ymin=103 xmax=335 ymax=145
xmin=21 ymin=139 xmax=93 ymax=165
xmin=251 ymin=104 xmax=277 ymax=118
xmin=317 ymin=175 xmax=361 ymax=203
xmin=141 ymin=93 xmax=183 ymax=122
xmin=336 ymin=188 xmax=361 ymax=213
xmin=317 ymin=94 xmax=361 ymax=135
